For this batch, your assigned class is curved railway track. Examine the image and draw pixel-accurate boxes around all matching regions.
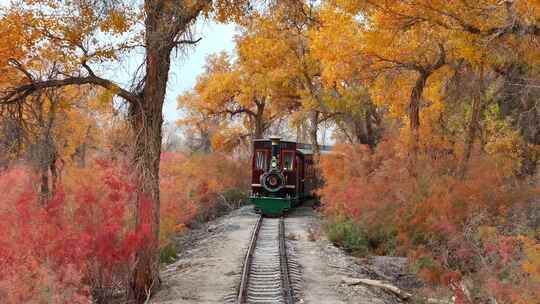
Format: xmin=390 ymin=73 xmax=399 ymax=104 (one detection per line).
xmin=237 ymin=215 xmax=295 ymax=304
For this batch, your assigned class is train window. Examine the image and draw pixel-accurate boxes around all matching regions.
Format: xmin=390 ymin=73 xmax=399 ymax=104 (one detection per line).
xmin=283 ymin=151 xmax=294 ymax=171
xmin=306 ymin=162 xmax=314 ymax=177
xmin=255 ymin=150 xmax=267 ymax=170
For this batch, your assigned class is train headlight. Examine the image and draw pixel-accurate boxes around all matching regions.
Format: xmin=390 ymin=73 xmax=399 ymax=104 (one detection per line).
xmin=271 ymin=156 xmax=278 ymax=169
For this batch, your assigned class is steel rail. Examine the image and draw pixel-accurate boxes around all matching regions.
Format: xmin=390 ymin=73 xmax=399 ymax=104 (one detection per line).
xmin=237 ymin=215 xmax=294 ymax=304
xmin=279 ymin=217 xmax=295 ymax=304
xmin=237 ymin=215 xmax=263 ymax=304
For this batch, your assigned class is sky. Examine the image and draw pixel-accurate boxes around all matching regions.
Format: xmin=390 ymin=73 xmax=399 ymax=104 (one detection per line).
xmin=162 ymin=21 xmax=237 ymax=122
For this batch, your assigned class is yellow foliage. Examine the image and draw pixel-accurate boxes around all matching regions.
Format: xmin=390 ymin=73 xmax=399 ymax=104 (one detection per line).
xmin=309 ymin=6 xmax=363 ymax=85
xmin=519 ymin=236 xmax=540 ymax=283
xmin=99 ymin=10 xmax=131 ymax=34
xmin=477 ymin=226 xmax=498 ymax=242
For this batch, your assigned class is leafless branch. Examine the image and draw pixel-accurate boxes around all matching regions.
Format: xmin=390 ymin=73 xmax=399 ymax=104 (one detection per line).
xmin=1 ymin=74 xmax=140 ymax=106
xmin=174 ymin=37 xmax=202 ymax=46
xmin=8 ymin=59 xmax=34 ymax=81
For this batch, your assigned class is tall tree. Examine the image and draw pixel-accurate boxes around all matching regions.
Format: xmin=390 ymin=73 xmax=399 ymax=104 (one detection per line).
xmin=343 ymin=0 xmax=540 ymax=173
xmin=240 ymin=1 xmax=328 ymax=156
xmin=0 ymin=0 xmax=251 ymax=301
xmin=316 ymin=2 xmax=449 ymax=158
xmin=179 ymin=44 xmax=297 ymax=144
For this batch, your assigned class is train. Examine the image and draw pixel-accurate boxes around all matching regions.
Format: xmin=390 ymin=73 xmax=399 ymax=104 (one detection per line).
xmin=249 ymin=136 xmax=331 ymax=216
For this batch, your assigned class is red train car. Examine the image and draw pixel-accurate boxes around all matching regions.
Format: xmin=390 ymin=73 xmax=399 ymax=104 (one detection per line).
xmin=250 ymin=136 xmax=331 ymax=216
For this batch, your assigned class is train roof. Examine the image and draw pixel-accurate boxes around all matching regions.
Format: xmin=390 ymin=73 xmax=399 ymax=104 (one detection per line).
xmin=253 ymin=139 xmax=297 ymax=144
xmin=296 ymin=142 xmax=332 ymax=152
xmin=253 ymin=138 xmax=332 ymax=155
xmin=296 ymin=148 xmax=333 ymax=155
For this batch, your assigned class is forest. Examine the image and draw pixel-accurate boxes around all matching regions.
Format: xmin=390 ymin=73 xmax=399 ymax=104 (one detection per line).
xmin=0 ymin=0 xmax=539 ymax=303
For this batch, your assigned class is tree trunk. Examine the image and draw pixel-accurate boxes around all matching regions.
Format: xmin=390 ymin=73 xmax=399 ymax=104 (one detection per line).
xmin=364 ymin=110 xmax=375 ymax=147
xmin=77 ymin=126 xmax=91 ymax=167
xmin=254 ymin=101 xmax=265 ymax=139
xmin=200 ymin=128 xmax=213 ymax=153
xmin=37 ymin=93 xmax=58 ymax=204
xmin=308 ymin=110 xmax=320 ymax=158
xmin=128 ymin=17 xmax=172 ymax=301
xmin=460 ymin=69 xmax=485 ymax=178
xmin=39 ymin=162 xmax=50 ymax=203
xmin=460 ymin=95 xmax=482 ymax=177
xmin=128 ymin=102 xmax=163 ymax=302
xmin=407 ymin=45 xmax=445 ymax=166
xmin=296 ymin=119 xmax=308 ymax=143
xmin=352 ymin=108 xmax=379 ymax=149
xmin=352 ymin=118 xmax=365 ymax=144
xmin=408 ymin=71 xmax=429 ymax=174
xmin=409 ymin=72 xmax=428 ymax=155
xmin=50 ymin=152 xmax=59 ymax=195
xmin=38 ymin=136 xmax=57 ymax=204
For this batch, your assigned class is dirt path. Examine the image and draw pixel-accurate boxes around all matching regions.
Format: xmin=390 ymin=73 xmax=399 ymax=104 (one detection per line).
xmin=152 ymin=204 xmax=415 ymax=304
xmin=284 ymin=206 xmax=347 ymax=304
xmin=151 ymin=207 xmax=258 ymax=304
xmin=286 ymin=205 xmax=409 ymax=304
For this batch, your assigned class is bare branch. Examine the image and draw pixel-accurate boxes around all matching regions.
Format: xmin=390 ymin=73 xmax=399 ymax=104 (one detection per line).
xmin=1 ymin=75 xmax=140 ymax=105
xmin=174 ymin=37 xmax=202 ymax=46
xmin=8 ymin=59 xmax=34 ymax=81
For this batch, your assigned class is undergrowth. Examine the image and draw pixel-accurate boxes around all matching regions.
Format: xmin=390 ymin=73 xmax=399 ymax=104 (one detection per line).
xmin=159 ymin=152 xmax=249 ymax=262
xmin=319 ymin=140 xmax=540 ymax=303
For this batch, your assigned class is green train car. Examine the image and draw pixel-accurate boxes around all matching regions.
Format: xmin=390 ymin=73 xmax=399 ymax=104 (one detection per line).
xmin=250 ymin=137 xmax=331 ymax=216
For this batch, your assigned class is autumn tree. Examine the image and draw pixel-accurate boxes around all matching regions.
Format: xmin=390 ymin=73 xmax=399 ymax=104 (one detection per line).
xmin=331 ymin=0 xmax=540 ymax=173
xmin=0 ymin=78 xmax=107 ymax=201
xmin=178 ymin=47 xmax=297 ymax=148
xmin=0 ymin=0 xmax=252 ymax=301
xmin=319 ymin=2 xmax=452 ymax=161
xmin=184 ymin=1 xmax=384 ymax=155
xmin=177 ymin=92 xmax=220 ymax=153
xmin=243 ymin=1 xmax=390 ymax=154
xmin=237 ymin=2 xmax=334 ymax=156
xmin=324 ymin=86 xmax=384 ymax=148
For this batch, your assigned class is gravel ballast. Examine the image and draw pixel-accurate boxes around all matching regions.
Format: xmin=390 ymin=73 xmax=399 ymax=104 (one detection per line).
xmin=152 ymin=204 xmax=418 ymax=304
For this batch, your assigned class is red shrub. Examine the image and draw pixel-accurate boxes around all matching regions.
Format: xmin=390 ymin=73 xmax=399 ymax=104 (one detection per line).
xmin=319 ymin=140 xmax=539 ymax=302
xmin=0 ymin=161 xmax=152 ymax=303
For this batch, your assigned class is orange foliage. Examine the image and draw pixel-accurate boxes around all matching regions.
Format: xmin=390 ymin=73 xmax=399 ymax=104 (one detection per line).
xmin=159 ymin=152 xmax=249 ymax=246
xmin=0 ymin=151 xmax=249 ymax=302
xmin=319 ymin=140 xmax=539 ymax=302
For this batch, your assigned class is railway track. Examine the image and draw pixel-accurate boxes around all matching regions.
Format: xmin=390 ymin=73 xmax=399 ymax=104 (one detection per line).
xmin=236 ymin=215 xmax=295 ymax=304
